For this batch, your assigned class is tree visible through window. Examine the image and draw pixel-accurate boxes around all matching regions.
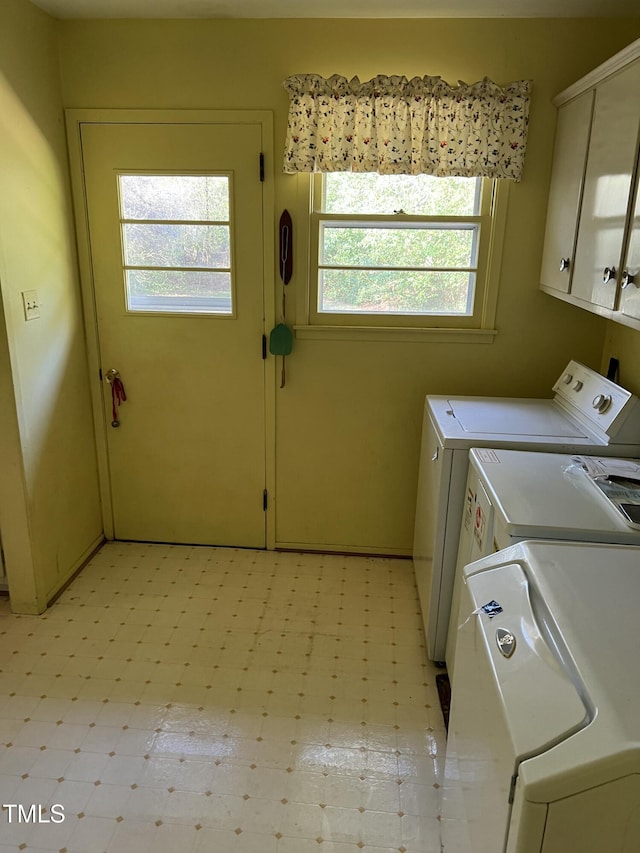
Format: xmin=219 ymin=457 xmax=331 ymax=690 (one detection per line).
xmin=314 ymin=173 xmax=483 ymax=318
xmin=119 ymin=173 xmax=234 ymax=315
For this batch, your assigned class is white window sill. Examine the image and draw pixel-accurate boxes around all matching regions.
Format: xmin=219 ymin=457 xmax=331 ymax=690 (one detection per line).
xmin=293 ymin=325 xmax=497 ymax=343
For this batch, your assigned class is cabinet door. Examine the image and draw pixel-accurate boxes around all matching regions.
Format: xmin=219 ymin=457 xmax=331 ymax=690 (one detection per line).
xmin=619 ymin=165 xmax=640 ymax=321
xmin=571 ymin=60 xmax=640 ymax=310
xmin=540 ymin=91 xmax=593 ymax=294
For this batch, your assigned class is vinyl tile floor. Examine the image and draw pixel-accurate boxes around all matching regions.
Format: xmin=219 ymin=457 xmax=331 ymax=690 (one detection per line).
xmin=0 ymin=543 xmax=446 ymax=853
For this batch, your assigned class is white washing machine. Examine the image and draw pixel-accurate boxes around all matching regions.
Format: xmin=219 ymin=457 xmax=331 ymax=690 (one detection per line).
xmin=445 ymin=449 xmax=640 ymax=680
xmin=413 ymin=360 xmax=640 ymax=661
xmin=441 ymin=539 xmax=640 ymax=853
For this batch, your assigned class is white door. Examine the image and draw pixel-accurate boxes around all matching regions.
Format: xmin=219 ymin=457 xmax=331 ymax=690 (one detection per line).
xmin=81 ymin=122 xmax=267 ymax=547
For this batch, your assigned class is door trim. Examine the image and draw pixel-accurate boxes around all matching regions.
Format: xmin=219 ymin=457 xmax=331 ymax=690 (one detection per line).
xmin=66 ymin=109 xmax=276 ymax=548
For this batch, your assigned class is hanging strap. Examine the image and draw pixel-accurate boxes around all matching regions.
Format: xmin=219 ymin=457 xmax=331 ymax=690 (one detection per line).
xmin=111 ymin=376 xmax=127 ymax=424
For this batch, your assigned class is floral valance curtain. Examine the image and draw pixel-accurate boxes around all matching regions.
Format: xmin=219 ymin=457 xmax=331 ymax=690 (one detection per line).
xmin=283 ymin=74 xmax=532 ymax=181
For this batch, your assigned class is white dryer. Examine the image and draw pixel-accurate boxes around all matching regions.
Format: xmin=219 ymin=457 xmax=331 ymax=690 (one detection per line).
xmin=441 ymin=539 xmax=640 ymax=853
xmin=445 ymin=448 xmax=640 ymax=680
xmin=413 ymin=360 xmax=640 ymax=661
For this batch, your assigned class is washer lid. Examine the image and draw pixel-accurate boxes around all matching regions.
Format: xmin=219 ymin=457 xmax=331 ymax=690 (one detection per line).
xmin=470 ymin=449 xmax=640 ymax=541
xmin=449 ymin=398 xmax=588 ymax=437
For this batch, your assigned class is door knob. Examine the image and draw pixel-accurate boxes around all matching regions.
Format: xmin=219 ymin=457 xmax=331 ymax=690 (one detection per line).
xmin=602 ymin=266 xmax=616 ymax=284
xmin=621 ymin=270 xmax=636 ymax=289
xmin=559 ymin=257 xmax=570 ymax=272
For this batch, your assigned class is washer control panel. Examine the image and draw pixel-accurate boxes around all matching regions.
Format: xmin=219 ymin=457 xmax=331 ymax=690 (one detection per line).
xmin=592 ymin=393 xmax=612 ymax=413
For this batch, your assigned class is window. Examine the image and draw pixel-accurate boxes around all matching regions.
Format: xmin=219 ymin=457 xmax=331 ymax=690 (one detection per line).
xmin=308 ymin=173 xmax=505 ymax=333
xmin=118 ymin=173 xmax=234 ymax=315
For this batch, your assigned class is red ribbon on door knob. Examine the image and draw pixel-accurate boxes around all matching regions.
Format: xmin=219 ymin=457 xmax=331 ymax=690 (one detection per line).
xmin=106 ymin=368 xmax=127 ymax=427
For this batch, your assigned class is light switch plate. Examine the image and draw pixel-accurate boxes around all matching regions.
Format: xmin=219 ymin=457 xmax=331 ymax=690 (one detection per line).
xmin=22 ymin=290 xmax=40 ymax=321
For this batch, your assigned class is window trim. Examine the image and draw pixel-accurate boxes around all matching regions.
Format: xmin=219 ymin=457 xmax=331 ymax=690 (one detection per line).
xmin=117 ymin=169 xmax=237 ymax=319
xmin=294 ymin=173 xmax=509 ymax=341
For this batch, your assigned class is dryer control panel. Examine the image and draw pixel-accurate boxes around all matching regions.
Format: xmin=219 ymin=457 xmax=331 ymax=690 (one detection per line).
xmin=553 ymin=361 xmax=640 ymax=441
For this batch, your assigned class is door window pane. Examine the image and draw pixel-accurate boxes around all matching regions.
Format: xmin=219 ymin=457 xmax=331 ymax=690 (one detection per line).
xmin=126 ymin=270 xmax=232 ymax=314
xmin=123 ymin=224 xmax=231 ymax=269
xmin=119 ymin=174 xmax=229 ymax=221
xmin=119 ymin=173 xmax=233 ymax=315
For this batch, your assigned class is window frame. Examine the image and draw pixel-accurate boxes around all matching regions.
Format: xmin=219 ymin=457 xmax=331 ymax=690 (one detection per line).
xmin=295 ymin=173 xmax=509 ymax=341
xmin=117 ymin=170 xmax=237 ymax=318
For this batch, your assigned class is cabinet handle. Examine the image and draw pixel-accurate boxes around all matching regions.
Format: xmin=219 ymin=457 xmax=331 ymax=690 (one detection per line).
xmin=621 ymin=270 xmax=636 ymax=289
xmin=431 ymin=447 xmax=440 ymax=463
xmin=602 ymin=266 xmax=617 ymax=284
xmin=559 ymin=257 xmax=570 ymax=272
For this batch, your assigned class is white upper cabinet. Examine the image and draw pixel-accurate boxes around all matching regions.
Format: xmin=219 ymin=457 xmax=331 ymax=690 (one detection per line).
xmin=571 ymin=60 xmax=640 ymax=310
xmin=540 ymin=39 xmax=640 ymax=329
xmin=540 ymin=91 xmax=594 ymax=295
xmin=619 ymin=153 xmax=640 ymax=322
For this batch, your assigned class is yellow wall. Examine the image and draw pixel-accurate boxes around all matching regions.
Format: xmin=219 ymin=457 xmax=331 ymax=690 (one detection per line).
xmin=602 ymin=324 xmax=640 ymax=397
xmin=0 ymin=0 xmax=102 ymax=610
xmin=56 ymin=17 xmax=640 ymax=554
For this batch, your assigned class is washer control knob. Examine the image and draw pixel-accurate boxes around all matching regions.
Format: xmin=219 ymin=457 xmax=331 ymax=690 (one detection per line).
xmin=562 ymin=373 xmax=573 ymax=385
xmin=572 ymin=380 xmax=583 ymax=391
xmin=592 ymin=394 xmax=612 ymax=413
